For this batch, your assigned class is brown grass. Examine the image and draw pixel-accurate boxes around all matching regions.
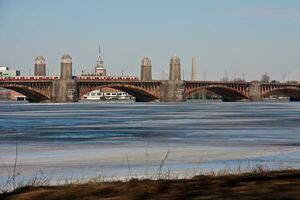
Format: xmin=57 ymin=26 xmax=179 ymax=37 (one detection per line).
xmin=1 ymin=169 xmax=300 ymax=200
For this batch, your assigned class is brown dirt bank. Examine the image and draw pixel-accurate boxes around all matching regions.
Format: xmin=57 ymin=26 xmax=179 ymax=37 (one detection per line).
xmin=1 ymin=170 xmax=300 ymax=200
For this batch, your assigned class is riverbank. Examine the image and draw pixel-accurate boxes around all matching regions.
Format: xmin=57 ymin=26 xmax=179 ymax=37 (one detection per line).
xmin=1 ymin=169 xmax=300 ymax=200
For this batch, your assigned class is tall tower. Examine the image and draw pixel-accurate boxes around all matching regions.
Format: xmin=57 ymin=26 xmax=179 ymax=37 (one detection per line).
xmin=191 ymin=57 xmax=196 ymax=81
xmin=34 ymin=56 xmax=46 ymax=76
xmin=169 ymin=55 xmax=181 ymax=81
xmin=60 ymin=54 xmax=72 ymax=80
xmin=95 ymin=45 xmax=106 ymax=76
xmin=141 ymin=57 xmax=152 ymax=81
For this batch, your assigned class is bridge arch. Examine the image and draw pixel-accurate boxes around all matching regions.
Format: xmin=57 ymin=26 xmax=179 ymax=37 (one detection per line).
xmin=0 ymin=86 xmax=50 ymax=102
xmin=262 ymin=87 xmax=300 ymax=101
xmin=186 ymin=85 xmax=249 ymax=101
xmin=79 ymin=84 xmax=159 ymax=102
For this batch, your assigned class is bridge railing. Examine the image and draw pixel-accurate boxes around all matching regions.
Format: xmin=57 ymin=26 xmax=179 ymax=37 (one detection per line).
xmin=0 ymin=76 xmax=59 ymax=81
xmin=76 ymin=76 xmax=138 ymax=80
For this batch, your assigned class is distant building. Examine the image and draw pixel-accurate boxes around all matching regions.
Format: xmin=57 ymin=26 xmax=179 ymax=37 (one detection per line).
xmin=95 ymin=45 xmax=106 ymax=76
xmin=0 ymin=88 xmax=11 ymax=100
xmin=0 ymin=66 xmax=26 ymax=101
xmin=186 ymin=89 xmax=222 ymax=101
xmin=81 ymin=46 xmax=132 ymax=100
xmin=0 ymin=88 xmax=27 ymax=101
xmin=0 ymin=66 xmax=20 ymax=77
xmin=81 ymin=45 xmax=107 ymax=77
xmin=82 ymin=87 xmax=134 ymax=101
xmin=0 ymin=66 xmax=8 ymax=71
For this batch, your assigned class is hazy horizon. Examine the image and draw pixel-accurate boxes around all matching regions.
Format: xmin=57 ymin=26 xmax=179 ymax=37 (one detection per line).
xmin=1 ymin=0 xmax=300 ymax=81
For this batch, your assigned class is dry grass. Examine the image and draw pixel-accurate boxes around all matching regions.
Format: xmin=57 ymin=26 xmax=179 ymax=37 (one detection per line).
xmin=1 ymin=147 xmax=300 ymax=199
xmin=1 ymin=169 xmax=300 ymax=200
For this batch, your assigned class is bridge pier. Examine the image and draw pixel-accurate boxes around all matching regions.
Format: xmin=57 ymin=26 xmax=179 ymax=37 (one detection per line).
xmin=50 ymin=54 xmax=78 ymax=103
xmin=159 ymin=55 xmax=185 ymax=102
xmin=51 ymin=79 xmax=78 ymax=103
xmin=249 ymin=82 xmax=263 ymax=101
xmin=160 ymin=80 xmax=185 ymax=102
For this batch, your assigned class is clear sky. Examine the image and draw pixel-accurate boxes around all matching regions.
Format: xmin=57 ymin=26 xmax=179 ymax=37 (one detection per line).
xmin=1 ymin=0 xmax=300 ymax=81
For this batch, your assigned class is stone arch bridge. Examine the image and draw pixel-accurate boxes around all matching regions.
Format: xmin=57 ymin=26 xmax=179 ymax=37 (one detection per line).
xmin=1 ymin=77 xmax=300 ymax=102
xmin=1 ymin=54 xmax=299 ymax=102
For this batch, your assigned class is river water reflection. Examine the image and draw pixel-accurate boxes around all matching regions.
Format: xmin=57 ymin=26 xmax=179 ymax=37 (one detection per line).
xmin=0 ymin=101 xmax=300 ymax=184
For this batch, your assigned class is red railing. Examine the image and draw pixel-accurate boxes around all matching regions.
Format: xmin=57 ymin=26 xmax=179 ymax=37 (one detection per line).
xmin=0 ymin=76 xmax=59 ymax=81
xmin=77 ymin=76 xmax=138 ymax=80
xmin=0 ymin=76 xmax=139 ymax=81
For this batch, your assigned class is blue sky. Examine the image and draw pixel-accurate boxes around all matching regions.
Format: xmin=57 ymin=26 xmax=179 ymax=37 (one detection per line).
xmin=1 ymin=0 xmax=300 ymax=81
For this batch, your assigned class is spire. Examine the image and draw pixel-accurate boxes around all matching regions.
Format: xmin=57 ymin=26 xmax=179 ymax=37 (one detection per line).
xmin=95 ymin=44 xmax=105 ymax=77
xmin=98 ymin=44 xmax=101 ymax=59
xmin=96 ymin=44 xmax=103 ymax=69
xmin=95 ymin=44 xmax=106 ymax=76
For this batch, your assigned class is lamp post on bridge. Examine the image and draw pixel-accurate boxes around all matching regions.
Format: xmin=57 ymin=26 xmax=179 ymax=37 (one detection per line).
xmin=224 ymin=70 xmax=228 ymax=82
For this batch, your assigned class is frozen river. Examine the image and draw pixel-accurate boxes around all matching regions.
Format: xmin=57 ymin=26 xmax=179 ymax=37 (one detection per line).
xmin=0 ymin=101 xmax=300 ymax=185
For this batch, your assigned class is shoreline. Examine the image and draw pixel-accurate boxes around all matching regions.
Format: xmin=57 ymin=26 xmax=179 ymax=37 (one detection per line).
xmin=1 ymin=169 xmax=300 ymax=200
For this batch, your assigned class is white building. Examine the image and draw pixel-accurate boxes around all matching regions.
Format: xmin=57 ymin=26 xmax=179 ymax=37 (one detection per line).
xmin=82 ymin=87 xmax=134 ymax=101
xmin=0 ymin=66 xmax=20 ymax=77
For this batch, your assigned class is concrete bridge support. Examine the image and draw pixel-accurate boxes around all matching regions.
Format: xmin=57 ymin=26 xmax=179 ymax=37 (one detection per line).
xmin=249 ymin=82 xmax=263 ymax=101
xmin=160 ymin=80 xmax=185 ymax=102
xmin=51 ymin=79 xmax=78 ymax=103
xmin=50 ymin=54 xmax=78 ymax=103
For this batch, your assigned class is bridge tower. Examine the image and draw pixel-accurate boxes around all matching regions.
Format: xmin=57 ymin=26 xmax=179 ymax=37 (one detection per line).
xmin=169 ymin=55 xmax=181 ymax=81
xmin=34 ymin=56 xmax=46 ymax=76
xmin=50 ymin=54 xmax=77 ymax=103
xmin=141 ymin=57 xmax=152 ymax=81
xmin=60 ymin=54 xmax=73 ymax=80
xmin=159 ymin=56 xmax=185 ymax=102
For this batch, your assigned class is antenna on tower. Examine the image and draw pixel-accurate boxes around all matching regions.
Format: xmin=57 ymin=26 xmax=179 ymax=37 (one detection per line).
xmin=98 ymin=44 xmax=101 ymax=58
